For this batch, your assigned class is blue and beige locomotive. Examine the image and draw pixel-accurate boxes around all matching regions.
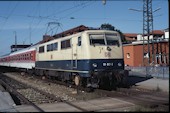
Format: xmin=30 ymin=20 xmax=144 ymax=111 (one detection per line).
xmin=35 ymin=29 xmax=128 ymax=88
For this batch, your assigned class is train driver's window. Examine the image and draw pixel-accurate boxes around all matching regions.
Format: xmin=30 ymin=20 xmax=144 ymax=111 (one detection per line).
xmin=106 ymin=34 xmax=119 ymax=46
xmin=89 ymin=34 xmax=105 ymax=45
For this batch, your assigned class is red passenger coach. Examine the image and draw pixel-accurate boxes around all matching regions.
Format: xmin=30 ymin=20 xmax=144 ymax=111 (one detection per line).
xmin=0 ymin=45 xmax=37 ymax=69
xmin=9 ymin=50 xmax=36 ymax=62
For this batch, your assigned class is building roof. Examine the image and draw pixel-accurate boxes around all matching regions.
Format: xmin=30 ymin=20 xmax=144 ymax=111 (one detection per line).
xmin=123 ymin=33 xmax=138 ymax=37
xmin=151 ymin=30 xmax=164 ymax=35
xmin=124 ymin=30 xmax=164 ymax=37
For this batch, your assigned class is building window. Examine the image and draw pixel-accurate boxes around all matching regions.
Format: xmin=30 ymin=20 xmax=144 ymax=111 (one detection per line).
xmin=127 ymin=53 xmax=130 ymax=58
xmin=144 ymin=53 xmax=149 ymax=58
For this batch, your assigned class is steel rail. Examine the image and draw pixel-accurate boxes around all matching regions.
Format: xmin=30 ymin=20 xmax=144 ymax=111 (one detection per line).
xmin=1 ymin=73 xmax=89 ymax=112
xmin=0 ymin=79 xmax=45 ymax=112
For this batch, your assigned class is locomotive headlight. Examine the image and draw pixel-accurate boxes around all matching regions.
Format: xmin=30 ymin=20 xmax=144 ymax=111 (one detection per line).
xmin=92 ymin=63 xmax=97 ymax=67
xmin=118 ymin=62 xmax=122 ymax=66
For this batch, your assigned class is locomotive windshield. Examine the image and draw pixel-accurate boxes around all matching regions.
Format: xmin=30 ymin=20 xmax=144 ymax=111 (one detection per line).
xmin=89 ymin=33 xmax=119 ymax=46
xmin=90 ymin=34 xmax=105 ymax=45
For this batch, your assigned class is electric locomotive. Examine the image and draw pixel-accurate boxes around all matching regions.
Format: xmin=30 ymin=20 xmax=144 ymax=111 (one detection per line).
xmin=35 ymin=30 xmax=128 ymax=88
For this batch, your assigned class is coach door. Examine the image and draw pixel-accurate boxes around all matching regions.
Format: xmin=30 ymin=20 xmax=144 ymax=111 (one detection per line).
xmin=71 ymin=37 xmax=78 ymax=69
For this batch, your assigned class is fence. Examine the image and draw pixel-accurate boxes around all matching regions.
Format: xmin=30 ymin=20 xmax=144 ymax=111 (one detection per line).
xmin=125 ymin=66 xmax=169 ymax=79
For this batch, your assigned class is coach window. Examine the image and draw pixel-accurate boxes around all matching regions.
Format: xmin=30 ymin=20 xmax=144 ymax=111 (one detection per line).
xmin=78 ymin=36 xmax=81 ymax=46
xmin=26 ymin=54 xmax=28 ymax=60
xmin=61 ymin=39 xmax=71 ymax=49
xmin=28 ymin=54 xmax=30 ymax=60
xmin=25 ymin=55 xmax=27 ymax=60
xmin=39 ymin=46 xmax=44 ymax=53
xmin=27 ymin=54 xmax=28 ymax=60
xmin=53 ymin=42 xmax=58 ymax=50
xmin=23 ymin=54 xmax=25 ymax=60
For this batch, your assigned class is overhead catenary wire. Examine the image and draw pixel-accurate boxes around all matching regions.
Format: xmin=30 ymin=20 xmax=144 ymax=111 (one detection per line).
xmin=22 ymin=1 xmax=90 ymax=44
xmin=0 ymin=1 xmax=20 ymax=52
xmin=23 ymin=1 xmax=43 ymax=45
xmin=46 ymin=1 xmax=91 ymax=17
xmin=22 ymin=1 xmax=96 ymax=41
xmin=0 ymin=1 xmax=19 ymax=33
xmin=55 ymin=1 xmax=99 ymax=23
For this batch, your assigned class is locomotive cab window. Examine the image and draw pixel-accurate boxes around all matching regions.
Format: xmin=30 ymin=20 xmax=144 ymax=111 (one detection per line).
xmin=106 ymin=34 xmax=119 ymax=46
xmin=89 ymin=34 xmax=119 ymax=46
xmin=90 ymin=34 xmax=105 ymax=45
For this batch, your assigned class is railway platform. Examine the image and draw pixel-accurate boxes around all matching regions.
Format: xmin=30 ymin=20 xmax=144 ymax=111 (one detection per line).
xmin=0 ymin=85 xmax=16 ymax=112
xmin=135 ymin=77 xmax=169 ymax=92
xmin=127 ymin=75 xmax=169 ymax=93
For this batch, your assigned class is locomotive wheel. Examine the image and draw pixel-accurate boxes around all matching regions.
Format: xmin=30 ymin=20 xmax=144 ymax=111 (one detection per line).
xmin=74 ymin=75 xmax=80 ymax=86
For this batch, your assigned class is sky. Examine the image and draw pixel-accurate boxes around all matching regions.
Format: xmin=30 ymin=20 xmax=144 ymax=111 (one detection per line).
xmin=0 ymin=0 xmax=168 ymax=56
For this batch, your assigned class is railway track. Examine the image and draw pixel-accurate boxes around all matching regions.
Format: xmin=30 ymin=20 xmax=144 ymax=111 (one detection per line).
xmin=41 ymin=75 xmax=169 ymax=111
xmin=0 ymin=74 xmax=88 ymax=112
xmin=1 ymin=71 xmax=169 ymax=111
xmin=22 ymin=72 xmax=169 ymax=111
xmin=0 ymin=79 xmax=45 ymax=112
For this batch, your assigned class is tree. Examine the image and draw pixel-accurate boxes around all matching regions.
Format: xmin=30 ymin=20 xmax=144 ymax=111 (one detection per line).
xmin=100 ymin=23 xmax=126 ymax=42
xmin=101 ymin=23 xmax=115 ymax=30
xmin=115 ymin=29 xmax=126 ymax=42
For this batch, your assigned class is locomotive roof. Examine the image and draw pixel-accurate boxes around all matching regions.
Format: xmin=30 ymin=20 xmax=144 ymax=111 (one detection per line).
xmin=38 ymin=29 xmax=120 ymax=46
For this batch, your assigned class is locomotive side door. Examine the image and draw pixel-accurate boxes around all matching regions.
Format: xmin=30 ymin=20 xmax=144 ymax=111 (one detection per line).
xmin=71 ymin=37 xmax=78 ymax=69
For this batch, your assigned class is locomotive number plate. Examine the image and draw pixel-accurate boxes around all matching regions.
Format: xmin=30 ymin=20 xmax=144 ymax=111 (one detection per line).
xmin=103 ymin=62 xmax=114 ymax=67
